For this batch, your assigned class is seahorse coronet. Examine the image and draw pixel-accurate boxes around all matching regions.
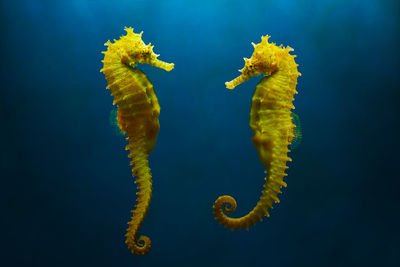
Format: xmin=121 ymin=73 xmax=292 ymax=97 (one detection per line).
xmin=101 ymin=27 xmax=174 ymax=255
xmin=214 ymin=35 xmax=301 ymax=231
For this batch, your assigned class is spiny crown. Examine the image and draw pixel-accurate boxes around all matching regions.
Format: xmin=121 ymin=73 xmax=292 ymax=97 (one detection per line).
xmin=104 ymin=27 xmax=157 ymax=64
xmin=242 ymin=35 xmax=296 ymax=76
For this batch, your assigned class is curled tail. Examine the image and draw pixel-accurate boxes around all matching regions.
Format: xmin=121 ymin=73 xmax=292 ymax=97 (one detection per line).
xmin=213 ymin=141 xmax=289 ymax=231
xmin=125 ymin=137 xmax=153 ymax=255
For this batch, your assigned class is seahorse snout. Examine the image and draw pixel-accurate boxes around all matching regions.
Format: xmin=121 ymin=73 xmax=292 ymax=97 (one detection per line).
xmin=149 ymin=57 xmax=175 ymax=72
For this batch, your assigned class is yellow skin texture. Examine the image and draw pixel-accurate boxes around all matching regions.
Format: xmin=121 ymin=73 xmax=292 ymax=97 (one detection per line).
xmin=213 ymin=36 xmax=301 ymax=230
xmin=100 ymin=27 xmax=174 ymax=255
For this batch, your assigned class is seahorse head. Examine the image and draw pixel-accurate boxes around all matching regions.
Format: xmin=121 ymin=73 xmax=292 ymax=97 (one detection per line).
xmin=226 ymin=35 xmax=297 ymax=89
xmin=105 ymin=27 xmax=174 ymax=72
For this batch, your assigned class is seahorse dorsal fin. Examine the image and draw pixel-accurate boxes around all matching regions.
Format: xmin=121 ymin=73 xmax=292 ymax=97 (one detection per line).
xmin=109 ymin=108 xmax=125 ymax=136
xmin=290 ymin=113 xmax=302 ymax=150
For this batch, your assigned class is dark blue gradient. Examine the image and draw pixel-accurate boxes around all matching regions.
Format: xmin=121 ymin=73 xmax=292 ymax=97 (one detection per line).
xmin=1 ymin=0 xmax=399 ymax=266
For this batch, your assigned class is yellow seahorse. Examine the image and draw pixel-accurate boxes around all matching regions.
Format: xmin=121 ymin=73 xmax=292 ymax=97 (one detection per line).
xmin=213 ymin=35 xmax=301 ymax=230
xmin=100 ymin=27 xmax=174 ymax=255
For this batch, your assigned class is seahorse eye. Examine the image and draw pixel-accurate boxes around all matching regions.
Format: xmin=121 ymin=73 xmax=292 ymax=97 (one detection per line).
xmin=134 ymin=50 xmax=149 ymax=59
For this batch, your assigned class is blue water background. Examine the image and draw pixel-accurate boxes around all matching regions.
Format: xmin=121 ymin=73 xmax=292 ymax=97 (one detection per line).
xmin=1 ymin=0 xmax=399 ymax=266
